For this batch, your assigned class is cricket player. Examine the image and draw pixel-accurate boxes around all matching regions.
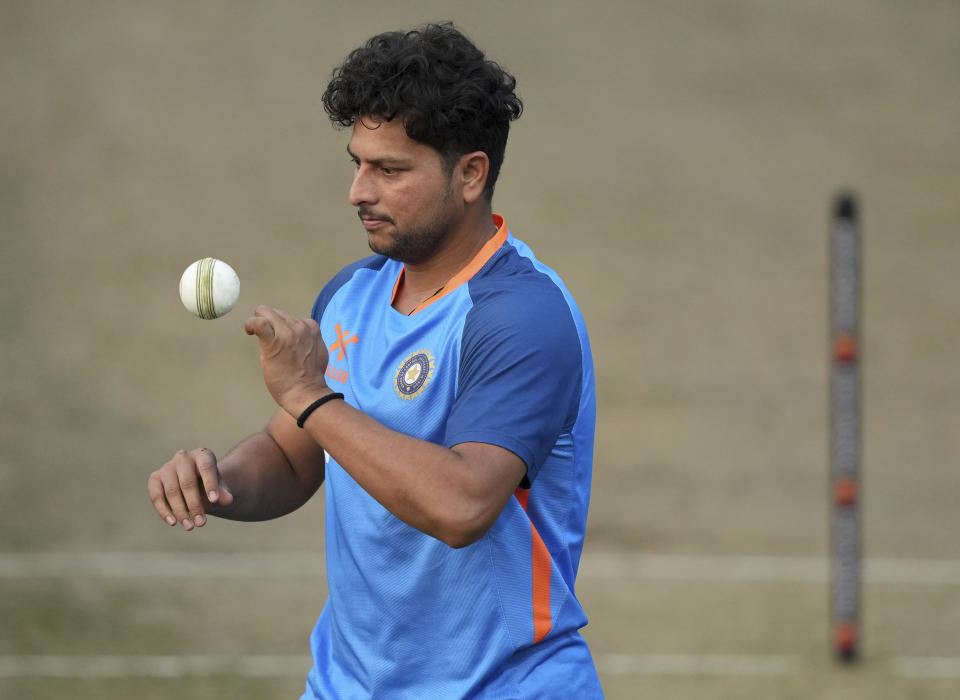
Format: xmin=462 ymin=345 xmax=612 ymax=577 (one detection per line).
xmin=149 ymin=22 xmax=602 ymax=698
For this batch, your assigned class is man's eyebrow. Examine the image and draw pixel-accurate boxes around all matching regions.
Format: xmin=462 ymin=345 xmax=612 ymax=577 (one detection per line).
xmin=346 ymin=144 xmax=410 ymax=167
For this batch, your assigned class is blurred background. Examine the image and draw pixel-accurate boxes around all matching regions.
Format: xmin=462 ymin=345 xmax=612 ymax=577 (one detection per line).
xmin=1 ymin=1 xmax=958 ymax=698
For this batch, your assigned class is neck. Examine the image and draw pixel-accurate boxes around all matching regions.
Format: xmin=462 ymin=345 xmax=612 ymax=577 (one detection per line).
xmin=402 ymin=206 xmax=496 ymax=295
xmin=393 ymin=205 xmax=497 ymax=314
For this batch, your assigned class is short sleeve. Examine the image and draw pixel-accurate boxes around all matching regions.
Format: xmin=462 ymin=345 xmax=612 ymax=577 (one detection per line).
xmin=443 ymin=281 xmax=583 ymax=485
xmin=311 ymin=254 xmax=387 ymax=323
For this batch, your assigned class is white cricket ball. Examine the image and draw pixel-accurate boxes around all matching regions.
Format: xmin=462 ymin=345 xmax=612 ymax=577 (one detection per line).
xmin=179 ymin=258 xmax=240 ymax=319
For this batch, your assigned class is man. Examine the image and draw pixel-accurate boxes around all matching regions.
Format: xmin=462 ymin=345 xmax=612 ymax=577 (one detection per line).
xmin=148 ymin=23 xmax=602 ymax=698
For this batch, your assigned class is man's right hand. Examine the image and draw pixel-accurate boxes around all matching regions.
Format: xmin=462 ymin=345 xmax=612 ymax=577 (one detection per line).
xmin=148 ymin=448 xmax=234 ymax=531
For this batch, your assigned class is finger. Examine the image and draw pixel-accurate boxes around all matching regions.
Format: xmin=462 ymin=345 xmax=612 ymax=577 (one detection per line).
xmin=291 ymin=316 xmax=316 ymax=337
xmin=161 ymin=468 xmax=193 ymax=531
xmin=193 ymin=448 xmax=221 ymax=503
xmin=217 ymin=481 xmax=234 ymax=507
xmin=174 ymin=453 xmax=207 ymax=528
xmin=272 ymin=308 xmax=297 ymax=324
xmin=244 ymin=315 xmax=275 ymax=341
xmin=257 ymin=305 xmax=297 ymax=333
xmin=147 ymin=472 xmax=177 ymax=526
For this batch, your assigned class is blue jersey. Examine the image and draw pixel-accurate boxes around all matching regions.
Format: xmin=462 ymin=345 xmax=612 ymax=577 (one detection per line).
xmin=302 ymin=215 xmax=601 ymax=699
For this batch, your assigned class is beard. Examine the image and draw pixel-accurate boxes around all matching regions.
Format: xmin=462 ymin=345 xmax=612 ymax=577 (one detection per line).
xmin=362 ymin=186 xmax=458 ymax=265
xmin=368 ymin=218 xmax=452 ymax=264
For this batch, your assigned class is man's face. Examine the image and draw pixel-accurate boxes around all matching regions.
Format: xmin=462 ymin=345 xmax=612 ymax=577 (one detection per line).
xmin=347 ymin=118 xmax=461 ymax=264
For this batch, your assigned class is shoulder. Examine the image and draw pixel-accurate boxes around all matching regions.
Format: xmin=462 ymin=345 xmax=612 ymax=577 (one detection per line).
xmin=311 ymin=254 xmax=389 ymax=321
xmin=467 ymin=239 xmax=583 ymax=333
xmin=460 ymin=240 xmax=584 ymax=368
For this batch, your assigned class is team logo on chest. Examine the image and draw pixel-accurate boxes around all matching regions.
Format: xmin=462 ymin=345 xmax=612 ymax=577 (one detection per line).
xmin=395 ymin=350 xmax=435 ymax=400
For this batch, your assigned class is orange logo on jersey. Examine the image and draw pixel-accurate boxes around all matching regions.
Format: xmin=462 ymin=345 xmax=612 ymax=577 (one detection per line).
xmin=329 ymin=323 xmax=359 ymax=361
xmin=325 ymin=365 xmax=349 ymax=384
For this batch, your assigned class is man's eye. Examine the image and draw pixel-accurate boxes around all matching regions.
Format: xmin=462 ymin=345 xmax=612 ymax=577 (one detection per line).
xmin=381 ymin=167 xmax=396 ymax=175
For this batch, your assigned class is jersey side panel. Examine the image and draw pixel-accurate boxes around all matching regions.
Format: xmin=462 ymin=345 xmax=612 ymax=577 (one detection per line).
xmin=507 ymin=235 xmax=597 ymax=580
xmin=441 ymin=239 xmax=599 ymax=695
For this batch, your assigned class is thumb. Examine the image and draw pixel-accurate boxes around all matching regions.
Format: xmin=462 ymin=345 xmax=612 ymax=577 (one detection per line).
xmin=217 ymin=481 xmax=234 ymax=506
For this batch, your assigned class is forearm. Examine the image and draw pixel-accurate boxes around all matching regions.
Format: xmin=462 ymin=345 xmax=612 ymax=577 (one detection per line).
xmin=209 ymin=429 xmax=323 ymax=522
xmin=296 ymin=395 xmax=513 ymax=547
xmin=242 ymin=306 xmax=524 ymax=546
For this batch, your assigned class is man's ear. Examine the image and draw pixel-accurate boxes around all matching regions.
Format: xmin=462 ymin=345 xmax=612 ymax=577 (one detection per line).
xmin=458 ymin=151 xmax=490 ymax=204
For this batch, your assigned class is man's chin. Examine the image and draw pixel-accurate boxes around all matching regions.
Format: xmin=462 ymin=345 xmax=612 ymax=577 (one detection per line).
xmin=366 ymin=231 xmax=394 ymax=257
xmin=366 ymin=223 xmax=449 ymax=265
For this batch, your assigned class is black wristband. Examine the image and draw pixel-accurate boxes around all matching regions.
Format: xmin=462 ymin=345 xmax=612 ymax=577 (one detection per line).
xmin=296 ymin=392 xmax=344 ymax=428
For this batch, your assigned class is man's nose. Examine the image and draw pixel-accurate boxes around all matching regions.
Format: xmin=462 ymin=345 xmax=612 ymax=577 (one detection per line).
xmin=349 ymin=166 xmax=377 ymax=207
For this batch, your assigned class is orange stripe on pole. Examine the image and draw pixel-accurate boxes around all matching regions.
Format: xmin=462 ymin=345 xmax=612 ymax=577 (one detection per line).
xmin=515 ymin=488 xmax=552 ymax=643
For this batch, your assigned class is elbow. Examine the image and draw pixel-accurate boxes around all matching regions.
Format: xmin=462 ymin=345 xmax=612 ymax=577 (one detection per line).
xmin=433 ymin=502 xmax=497 ymax=549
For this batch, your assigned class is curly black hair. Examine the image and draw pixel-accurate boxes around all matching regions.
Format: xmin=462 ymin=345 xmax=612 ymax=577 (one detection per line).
xmin=322 ymin=23 xmax=523 ymax=200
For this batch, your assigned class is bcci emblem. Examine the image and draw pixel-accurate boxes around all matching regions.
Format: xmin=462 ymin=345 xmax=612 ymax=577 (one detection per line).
xmin=395 ymin=350 xmax=435 ymax=400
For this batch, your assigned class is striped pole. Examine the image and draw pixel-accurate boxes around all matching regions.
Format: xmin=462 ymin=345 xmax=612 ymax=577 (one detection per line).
xmin=829 ymin=192 xmax=862 ymax=662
